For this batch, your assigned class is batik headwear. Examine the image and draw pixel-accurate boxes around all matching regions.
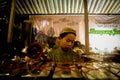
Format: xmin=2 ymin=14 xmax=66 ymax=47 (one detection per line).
xmin=60 ymin=27 xmax=76 ymax=35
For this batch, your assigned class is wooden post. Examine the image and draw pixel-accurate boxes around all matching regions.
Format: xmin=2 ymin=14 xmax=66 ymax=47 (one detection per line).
xmin=83 ymin=0 xmax=89 ymax=54
xmin=7 ymin=0 xmax=16 ymax=43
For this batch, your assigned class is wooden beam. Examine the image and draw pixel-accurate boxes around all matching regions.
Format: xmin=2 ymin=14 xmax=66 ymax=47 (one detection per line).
xmin=84 ymin=0 xmax=89 ymax=54
xmin=7 ymin=0 xmax=16 ymax=43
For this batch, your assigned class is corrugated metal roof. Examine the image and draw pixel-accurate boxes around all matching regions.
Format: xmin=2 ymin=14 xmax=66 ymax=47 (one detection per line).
xmin=15 ymin=0 xmax=120 ymax=15
xmin=0 ymin=0 xmax=120 ymax=15
xmin=0 ymin=0 xmax=11 ymax=16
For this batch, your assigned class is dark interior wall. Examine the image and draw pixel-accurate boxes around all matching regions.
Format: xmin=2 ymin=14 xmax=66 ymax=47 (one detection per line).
xmin=11 ymin=15 xmax=30 ymax=55
xmin=0 ymin=0 xmax=13 ymax=54
xmin=0 ymin=14 xmax=30 ymax=57
xmin=0 ymin=19 xmax=8 ymax=52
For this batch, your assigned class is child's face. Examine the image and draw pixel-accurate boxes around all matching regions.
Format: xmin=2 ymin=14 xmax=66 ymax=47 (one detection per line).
xmin=59 ymin=33 xmax=76 ymax=51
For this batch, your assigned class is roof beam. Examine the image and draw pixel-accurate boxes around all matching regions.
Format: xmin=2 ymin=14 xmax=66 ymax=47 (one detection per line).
xmin=25 ymin=0 xmax=34 ymax=14
xmin=105 ymin=0 xmax=114 ymax=13
xmin=75 ymin=0 xmax=79 ymax=13
xmin=15 ymin=8 xmax=19 ymax=14
xmin=46 ymin=0 xmax=51 ymax=13
xmin=0 ymin=1 xmax=7 ymax=7
xmin=67 ymin=0 xmax=71 ymax=13
xmin=54 ymin=0 xmax=59 ymax=13
xmin=89 ymin=0 xmax=97 ymax=13
xmin=97 ymin=0 xmax=106 ymax=13
xmin=21 ymin=0 xmax=30 ymax=14
xmin=63 ymin=0 xmax=67 ymax=13
xmin=101 ymin=0 xmax=110 ymax=13
xmin=88 ymin=0 xmax=93 ymax=13
xmin=17 ymin=0 xmax=26 ymax=14
xmin=71 ymin=0 xmax=75 ymax=13
xmin=81 ymin=0 xmax=84 ymax=13
xmin=50 ymin=0 xmax=55 ymax=14
xmin=109 ymin=0 xmax=119 ymax=14
xmin=79 ymin=0 xmax=83 ymax=13
xmin=42 ymin=0 xmax=48 ymax=14
xmin=59 ymin=0 xmax=63 ymax=13
xmin=112 ymin=1 xmax=120 ymax=14
xmin=15 ymin=3 xmax=22 ymax=14
xmin=33 ymin=0 xmax=41 ymax=14
xmin=38 ymin=0 xmax=44 ymax=14
xmin=30 ymin=0 xmax=37 ymax=14
xmin=94 ymin=0 xmax=101 ymax=13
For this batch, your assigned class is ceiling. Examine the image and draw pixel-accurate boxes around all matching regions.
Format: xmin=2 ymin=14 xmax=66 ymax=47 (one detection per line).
xmin=0 ymin=0 xmax=120 ymax=16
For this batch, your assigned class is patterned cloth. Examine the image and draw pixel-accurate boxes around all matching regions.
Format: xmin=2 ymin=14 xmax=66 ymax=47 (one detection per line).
xmin=47 ymin=47 xmax=81 ymax=62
